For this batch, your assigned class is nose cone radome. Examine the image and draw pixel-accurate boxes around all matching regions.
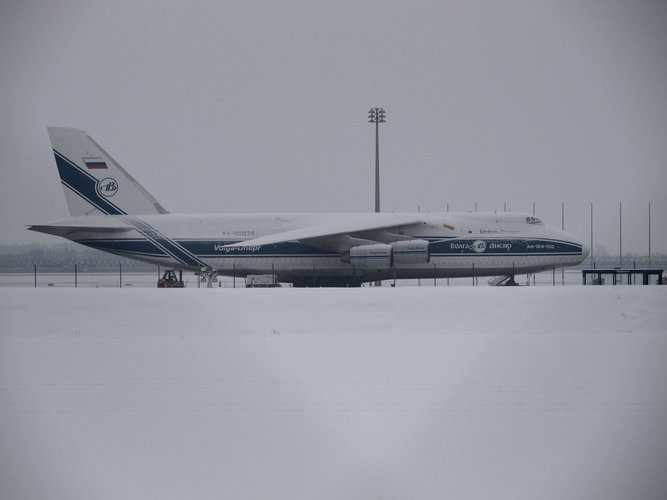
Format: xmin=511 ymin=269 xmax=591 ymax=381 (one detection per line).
xmin=581 ymin=243 xmax=591 ymax=259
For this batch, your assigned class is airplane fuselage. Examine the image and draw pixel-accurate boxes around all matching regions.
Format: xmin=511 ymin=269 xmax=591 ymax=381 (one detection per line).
xmin=35 ymin=211 xmax=587 ymax=285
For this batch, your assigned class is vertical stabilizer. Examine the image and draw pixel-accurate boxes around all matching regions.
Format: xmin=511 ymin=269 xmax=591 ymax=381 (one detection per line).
xmin=47 ymin=127 xmax=169 ymax=216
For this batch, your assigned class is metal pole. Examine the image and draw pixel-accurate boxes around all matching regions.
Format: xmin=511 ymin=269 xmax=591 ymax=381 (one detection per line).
xmin=619 ymin=201 xmax=622 ymax=269
xmin=648 ymin=202 xmax=652 ymax=268
xmin=75 ymin=264 xmax=77 ymax=288
xmin=119 ymin=263 xmax=122 ymax=288
xmin=368 ymin=107 xmax=385 ymax=213
xmin=590 ymin=202 xmax=594 ymax=266
xmin=369 ymin=107 xmax=385 ymax=287
xmin=561 ymin=202 xmax=565 ymax=285
xmin=532 ymin=202 xmax=535 ymax=216
xmin=34 ymin=264 xmax=37 ymax=288
xmin=375 ymin=119 xmax=380 ymax=213
xmin=561 ymin=202 xmax=564 ymax=230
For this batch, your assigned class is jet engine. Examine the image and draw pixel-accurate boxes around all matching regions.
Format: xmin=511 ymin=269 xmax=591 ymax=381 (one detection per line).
xmin=348 ymin=243 xmax=393 ymax=269
xmin=345 ymin=240 xmax=430 ymax=269
xmin=391 ymin=239 xmax=430 ymax=265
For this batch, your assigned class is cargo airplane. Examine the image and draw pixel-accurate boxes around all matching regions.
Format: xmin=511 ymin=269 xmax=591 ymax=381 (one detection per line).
xmin=29 ymin=127 xmax=589 ymax=286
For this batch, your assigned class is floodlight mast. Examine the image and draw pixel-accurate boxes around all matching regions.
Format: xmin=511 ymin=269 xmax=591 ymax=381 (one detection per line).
xmin=368 ymin=107 xmax=386 ymax=287
xmin=368 ymin=107 xmax=386 ymax=213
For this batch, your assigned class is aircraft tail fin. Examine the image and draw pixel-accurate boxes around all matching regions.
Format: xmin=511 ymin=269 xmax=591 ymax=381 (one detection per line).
xmin=47 ymin=127 xmax=169 ymax=216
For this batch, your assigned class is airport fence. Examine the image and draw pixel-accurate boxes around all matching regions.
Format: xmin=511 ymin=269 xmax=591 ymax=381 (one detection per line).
xmin=0 ymin=268 xmax=593 ymax=288
xmin=1 ymin=253 xmax=665 ymax=288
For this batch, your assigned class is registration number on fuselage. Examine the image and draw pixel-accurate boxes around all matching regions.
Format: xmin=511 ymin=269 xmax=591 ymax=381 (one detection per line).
xmin=221 ymin=230 xmax=256 ymax=237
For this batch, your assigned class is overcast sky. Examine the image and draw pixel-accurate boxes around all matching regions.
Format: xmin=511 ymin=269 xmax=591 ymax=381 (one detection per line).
xmin=1 ymin=0 xmax=666 ymax=254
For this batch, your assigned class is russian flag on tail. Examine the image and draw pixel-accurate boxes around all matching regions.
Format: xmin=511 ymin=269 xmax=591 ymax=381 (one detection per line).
xmin=84 ymin=158 xmax=107 ymax=169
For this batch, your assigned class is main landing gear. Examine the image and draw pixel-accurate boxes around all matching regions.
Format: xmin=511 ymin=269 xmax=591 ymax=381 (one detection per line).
xmin=199 ymin=270 xmax=218 ymax=288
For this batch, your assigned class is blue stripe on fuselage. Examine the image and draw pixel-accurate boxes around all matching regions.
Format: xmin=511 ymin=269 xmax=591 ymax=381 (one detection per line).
xmin=69 ymin=236 xmax=583 ymax=264
xmin=122 ymin=217 xmax=212 ymax=270
xmin=429 ymin=238 xmax=582 ymax=256
xmin=76 ymin=238 xmax=168 ymax=258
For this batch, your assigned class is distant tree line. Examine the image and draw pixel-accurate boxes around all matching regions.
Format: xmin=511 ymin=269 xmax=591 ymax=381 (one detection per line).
xmin=0 ymin=243 xmax=156 ymax=273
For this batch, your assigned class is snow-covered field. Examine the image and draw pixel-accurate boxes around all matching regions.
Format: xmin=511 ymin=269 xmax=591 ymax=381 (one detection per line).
xmin=1 ymin=287 xmax=666 ymax=500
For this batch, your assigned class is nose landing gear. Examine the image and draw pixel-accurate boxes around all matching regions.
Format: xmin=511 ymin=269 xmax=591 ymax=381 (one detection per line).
xmin=488 ymin=275 xmax=519 ymax=286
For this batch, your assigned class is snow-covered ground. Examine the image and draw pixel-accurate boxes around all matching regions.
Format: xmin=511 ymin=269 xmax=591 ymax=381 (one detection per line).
xmin=1 ymin=287 xmax=666 ymax=500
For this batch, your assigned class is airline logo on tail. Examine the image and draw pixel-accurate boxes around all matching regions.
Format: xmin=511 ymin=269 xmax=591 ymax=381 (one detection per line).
xmin=97 ymin=178 xmax=118 ymax=197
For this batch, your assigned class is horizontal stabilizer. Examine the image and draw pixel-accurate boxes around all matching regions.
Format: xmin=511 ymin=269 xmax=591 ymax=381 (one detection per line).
xmin=28 ymin=219 xmax=133 ymax=237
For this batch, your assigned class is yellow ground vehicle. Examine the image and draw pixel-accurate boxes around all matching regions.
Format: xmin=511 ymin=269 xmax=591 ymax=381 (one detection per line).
xmin=157 ymin=270 xmax=184 ymax=288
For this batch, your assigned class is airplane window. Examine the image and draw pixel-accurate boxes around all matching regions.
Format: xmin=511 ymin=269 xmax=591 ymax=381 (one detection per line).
xmin=526 ymin=216 xmax=543 ymax=224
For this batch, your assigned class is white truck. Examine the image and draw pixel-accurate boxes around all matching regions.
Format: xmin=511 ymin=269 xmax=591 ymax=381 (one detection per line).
xmin=244 ymin=274 xmax=280 ymax=288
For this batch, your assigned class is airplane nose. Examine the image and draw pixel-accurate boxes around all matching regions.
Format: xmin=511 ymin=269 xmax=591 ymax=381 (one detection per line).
xmin=581 ymin=243 xmax=590 ymax=259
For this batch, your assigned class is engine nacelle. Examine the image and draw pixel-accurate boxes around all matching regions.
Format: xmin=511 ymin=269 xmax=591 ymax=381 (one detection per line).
xmin=348 ymin=243 xmax=392 ymax=269
xmin=391 ymin=239 xmax=430 ymax=265
xmin=344 ymin=240 xmax=430 ymax=269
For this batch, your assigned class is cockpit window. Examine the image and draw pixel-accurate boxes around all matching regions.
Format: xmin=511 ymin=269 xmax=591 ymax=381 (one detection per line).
xmin=526 ymin=216 xmax=543 ymax=225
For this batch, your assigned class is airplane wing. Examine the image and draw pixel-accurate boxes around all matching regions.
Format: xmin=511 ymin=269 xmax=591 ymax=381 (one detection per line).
xmin=27 ymin=220 xmax=133 ymax=237
xmin=224 ymin=215 xmax=427 ymax=254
